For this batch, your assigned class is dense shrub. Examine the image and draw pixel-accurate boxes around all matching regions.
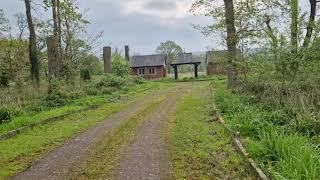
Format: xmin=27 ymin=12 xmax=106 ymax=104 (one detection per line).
xmin=45 ymin=80 xmax=69 ymax=107
xmin=94 ymin=75 xmax=127 ymax=89
xmin=112 ymin=54 xmax=129 ymax=77
xmin=0 ymin=72 xmax=9 ymax=87
xmin=0 ymin=108 xmax=20 ymax=124
xmin=80 ymin=68 xmax=91 ymax=81
xmin=130 ymin=76 xmax=145 ymax=84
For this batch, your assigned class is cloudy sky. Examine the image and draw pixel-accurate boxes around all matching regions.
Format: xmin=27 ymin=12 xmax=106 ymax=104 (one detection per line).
xmin=2 ymin=0 xmax=218 ymax=55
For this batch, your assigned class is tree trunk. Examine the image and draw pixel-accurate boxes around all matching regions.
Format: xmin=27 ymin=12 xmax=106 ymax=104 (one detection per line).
xmin=303 ymin=0 xmax=317 ymax=48
xmin=290 ymin=0 xmax=298 ymax=53
xmin=24 ymin=0 xmax=40 ymax=87
xmin=57 ymin=0 xmax=63 ymax=60
xmin=223 ymin=0 xmax=238 ymax=88
xmin=51 ymin=0 xmax=62 ymax=77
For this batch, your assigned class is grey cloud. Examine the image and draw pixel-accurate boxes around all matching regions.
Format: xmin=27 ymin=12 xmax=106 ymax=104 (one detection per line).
xmin=143 ymin=1 xmax=177 ymax=11
xmin=2 ymin=0 xmax=216 ymax=55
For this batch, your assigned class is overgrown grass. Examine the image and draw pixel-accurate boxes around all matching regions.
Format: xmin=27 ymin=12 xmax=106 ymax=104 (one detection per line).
xmin=169 ymin=83 xmax=251 ymax=179
xmin=0 ymin=79 xmax=169 ymax=135
xmin=212 ymin=78 xmax=320 ymax=179
xmin=70 ymin=97 xmax=165 ymax=179
xmin=0 ymin=81 xmax=170 ymax=178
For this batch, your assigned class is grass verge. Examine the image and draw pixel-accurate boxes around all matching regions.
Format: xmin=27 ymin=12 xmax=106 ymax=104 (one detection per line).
xmin=69 ymin=97 xmax=165 ymax=179
xmin=0 ymin=81 xmax=169 ymax=135
xmin=169 ymin=83 xmax=251 ymax=179
xmin=212 ymin=78 xmax=320 ymax=179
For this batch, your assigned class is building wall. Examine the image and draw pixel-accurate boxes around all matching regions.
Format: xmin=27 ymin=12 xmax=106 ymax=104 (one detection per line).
xmin=130 ymin=66 xmax=166 ymax=79
xmin=207 ymin=62 xmax=226 ymax=75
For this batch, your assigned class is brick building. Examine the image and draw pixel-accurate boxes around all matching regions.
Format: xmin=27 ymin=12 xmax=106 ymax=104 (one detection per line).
xmin=130 ymin=54 xmax=167 ymax=79
xmin=206 ymin=50 xmax=242 ymax=75
xmin=206 ymin=50 xmax=228 ymax=75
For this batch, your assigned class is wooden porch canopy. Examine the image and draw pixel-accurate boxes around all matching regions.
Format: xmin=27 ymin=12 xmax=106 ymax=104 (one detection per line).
xmin=170 ymin=53 xmax=201 ymax=80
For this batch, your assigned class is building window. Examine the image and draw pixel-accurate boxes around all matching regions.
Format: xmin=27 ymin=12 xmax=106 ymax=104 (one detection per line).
xmin=148 ymin=68 xmax=155 ymax=74
xmin=138 ymin=68 xmax=145 ymax=75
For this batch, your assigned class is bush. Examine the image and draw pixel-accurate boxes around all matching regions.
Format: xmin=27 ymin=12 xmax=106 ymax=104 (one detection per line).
xmin=45 ymin=80 xmax=69 ymax=107
xmin=130 ymin=76 xmax=145 ymax=84
xmin=0 ymin=108 xmax=20 ymax=124
xmin=112 ymin=54 xmax=129 ymax=77
xmin=94 ymin=75 xmax=126 ymax=89
xmin=0 ymin=72 xmax=9 ymax=88
xmin=80 ymin=68 xmax=91 ymax=81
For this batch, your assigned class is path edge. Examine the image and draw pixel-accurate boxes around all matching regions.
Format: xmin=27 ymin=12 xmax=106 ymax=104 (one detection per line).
xmin=0 ymin=105 xmax=99 ymax=141
xmin=210 ymin=84 xmax=269 ymax=180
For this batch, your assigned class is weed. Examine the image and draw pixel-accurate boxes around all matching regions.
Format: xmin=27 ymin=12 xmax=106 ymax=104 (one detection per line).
xmin=212 ymin=78 xmax=320 ymax=179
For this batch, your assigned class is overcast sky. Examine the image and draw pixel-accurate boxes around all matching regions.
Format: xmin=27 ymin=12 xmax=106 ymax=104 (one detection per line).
xmin=2 ymin=0 xmax=218 ymax=55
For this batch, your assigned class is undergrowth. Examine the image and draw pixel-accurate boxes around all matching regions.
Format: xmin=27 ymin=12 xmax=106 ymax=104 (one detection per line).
xmin=212 ymin=78 xmax=320 ymax=179
xmin=0 ymin=76 xmax=168 ymax=135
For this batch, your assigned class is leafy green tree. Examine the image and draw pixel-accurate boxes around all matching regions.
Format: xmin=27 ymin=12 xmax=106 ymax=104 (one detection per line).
xmin=155 ymin=41 xmax=183 ymax=74
xmin=79 ymin=54 xmax=103 ymax=76
xmin=24 ymin=0 xmax=40 ymax=87
xmin=112 ymin=53 xmax=129 ymax=77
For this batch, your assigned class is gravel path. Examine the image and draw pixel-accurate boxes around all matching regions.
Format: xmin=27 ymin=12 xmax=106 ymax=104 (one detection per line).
xmin=11 ymin=85 xmax=184 ymax=180
xmin=114 ymin=83 xmax=193 ymax=180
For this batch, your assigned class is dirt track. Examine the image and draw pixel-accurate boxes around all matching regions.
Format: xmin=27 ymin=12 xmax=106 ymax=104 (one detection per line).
xmin=114 ymin=83 xmax=190 ymax=180
xmin=11 ymin=82 xmax=194 ymax=180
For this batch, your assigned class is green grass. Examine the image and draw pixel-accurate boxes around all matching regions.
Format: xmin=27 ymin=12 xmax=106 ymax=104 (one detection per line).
xmin=0 ymin=81 xmax=170 ymax=178
xmin=0 ymin=81 xmax=169 ymax=135
xmin=69 ymin=97 xmax=165 ymax=179
xmin=169 ymin=83 xmax=251 ymax=179
xmin=211 ymin=78 xmax=320 ymax=179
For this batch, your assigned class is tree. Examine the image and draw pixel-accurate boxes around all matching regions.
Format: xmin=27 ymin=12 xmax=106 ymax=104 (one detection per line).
xmin=155 ymin=41 xmax=183 ymax=74
xmin=223 ymin=0 xmax=238 ymax=88
xmin=0 ymin=9 xmax=11 ymax=39
xmin=14 ymin=13 xmax=27 ymax=40
xmin=24 ymin=0 xmax=40 ymax=86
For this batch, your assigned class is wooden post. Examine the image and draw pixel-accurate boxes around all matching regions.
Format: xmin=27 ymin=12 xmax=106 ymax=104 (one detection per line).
xmin=103 ymin=46 xmax=112 ymax=74
xmin=173 ymin=65 xmax=178 ymax=80
xmin=195 ymin=63 xmax=199 ymax=78
xmin=46 ymin=36 xmax=59 ymax=78
xmin=125 ymin=45 xmax=129 ymax=61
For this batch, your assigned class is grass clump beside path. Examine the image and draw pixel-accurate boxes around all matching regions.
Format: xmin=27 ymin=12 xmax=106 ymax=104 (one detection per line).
xmin=212 ymin=78 xmax=320 ymax=179
xmin=169 ymin=82 xmax=251 ymax=179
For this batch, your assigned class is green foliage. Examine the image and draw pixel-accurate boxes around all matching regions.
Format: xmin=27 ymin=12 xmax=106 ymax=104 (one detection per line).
xmin=112 ymin=54 xmax=129 ymax=77
xmin=129 ymin=76 xmax=145 ymax=85
xmin=80 ymin=68 xmax=91 ymax=81
xmin=248 ymin=130 xmax=320 ymax=179
xmin=0 ymin=40 xmax=29 ymax=84
xmin=155 ymin=41 xmax=183 ymax=73
xmin=0 ymin=72 xmax=9 ymax=87
xmin=0 ymin=107 xmax=21 ymax=124
xmin=212 ymin=79 xmax=320 ymax=179
xmin=80 ymin=54 xmax=103 ymax=76
xmin=46 ymin=80 xmax=69 ymax=107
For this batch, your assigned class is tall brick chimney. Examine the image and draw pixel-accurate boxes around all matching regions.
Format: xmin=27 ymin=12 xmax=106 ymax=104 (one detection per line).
xmin=103 ymin=46 xmax=112 ymax=74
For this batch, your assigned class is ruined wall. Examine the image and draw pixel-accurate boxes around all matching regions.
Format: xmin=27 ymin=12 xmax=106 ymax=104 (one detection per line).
xmin=207 ymin=62 xmax=226 ymax=75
